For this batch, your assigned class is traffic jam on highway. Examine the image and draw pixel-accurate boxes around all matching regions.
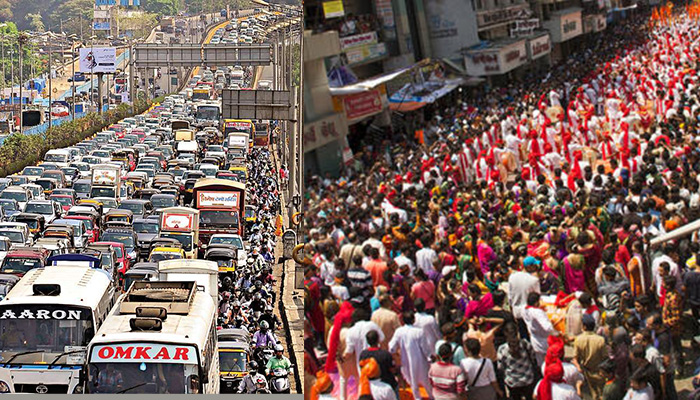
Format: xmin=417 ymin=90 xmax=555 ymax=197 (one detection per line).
xmin=0 ymin=9 xmax=294 ymax=395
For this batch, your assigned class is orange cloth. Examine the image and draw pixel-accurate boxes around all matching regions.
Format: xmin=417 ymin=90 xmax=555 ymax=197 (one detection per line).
xmin=359 ymin=358 xmax=380 ymax=397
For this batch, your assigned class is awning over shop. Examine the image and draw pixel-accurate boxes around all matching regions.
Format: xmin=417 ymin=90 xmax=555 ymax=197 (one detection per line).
xmin=329 ymin=67 xmax=412 ymax=96
xmin=388 ymin=77 xmax=464 ymax=112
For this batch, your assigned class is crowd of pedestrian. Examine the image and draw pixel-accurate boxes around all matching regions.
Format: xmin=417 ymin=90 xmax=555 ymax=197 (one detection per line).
xmin=304 ymin=8 xmax=700 ymax=400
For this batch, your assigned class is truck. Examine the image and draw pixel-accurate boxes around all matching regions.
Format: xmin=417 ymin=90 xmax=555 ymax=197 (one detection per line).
xmin=192 ymin=179 xmax=246 ymax=245
xmin=175 ymin=129 xmax=195 ymax=141
xmin=171 ymin=119 xmax=190 ymax=131
xmin=226 ymin=132 xmax=249 ymax=166
xmin=160 ymin=17 xmax=175 ymax=34
xmin=159 ymin=207 xmax=200 ymax=259
xmin=90 ymin=163 xmax=122 ymax=199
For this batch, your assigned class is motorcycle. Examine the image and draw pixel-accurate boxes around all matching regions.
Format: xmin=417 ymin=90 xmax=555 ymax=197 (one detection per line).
xmin=268 ymin=368 xmax=291 ymax=394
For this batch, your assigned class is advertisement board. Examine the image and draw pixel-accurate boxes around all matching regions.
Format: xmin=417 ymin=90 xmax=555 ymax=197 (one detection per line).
xmin=476 ymin=4 xmax=530 ymax=30
xmin=90 ymin=343 xmax=197 ymax=364
xmin=340 ymin=32 xmax=379 ymax=50
xmin=544 ymin=8 xmax=582 ymax=43
xmin=79 ymin=47 xmax=117 ymax=73
xmin=160 ymin=212 xmax=196 ymax=232
xmin=464 ymin=39 xmax=527 ymax=76
xmin=93 ymin=22 xmax=110 ymax=31
xmin=343 ymin=89 xmax=384 ymax=121
xmin=345 ymin=42 xmax=387 ymax=65
xmin=374 ymin=0 xmax=397 ymax=40
xmin=197 ymin=191 xmax=241 ymax=208
xmin=322 ymin=0 xmax=345 ymax=18
xmin=510 ymin=18 xmax=540 ymax=37
xmin=528 ymin=34 xmax=551 ymax=60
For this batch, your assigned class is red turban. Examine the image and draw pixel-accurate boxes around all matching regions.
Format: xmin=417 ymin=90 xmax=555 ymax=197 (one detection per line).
xmin=537 ymin=360 xmax=565 ymax=400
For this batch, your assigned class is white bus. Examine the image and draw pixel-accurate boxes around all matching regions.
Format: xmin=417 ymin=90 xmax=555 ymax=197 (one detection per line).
xmin=0 ymin=266 xmax=116 ymax=394
xmin=85 ymin=281 xmax=219 ymax=394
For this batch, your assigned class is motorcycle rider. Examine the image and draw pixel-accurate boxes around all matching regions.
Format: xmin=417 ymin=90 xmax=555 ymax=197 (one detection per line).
xmin=237 ymin=361 xmax=267 ymax=394
xmin=229 ymin=300 xmax=248 ymax=324
xmin=253 ymin=320 xmax=277 ymax=348
xmin=250 ymin=292 xmax=267 ymax=314
xmin=266 ymin=344 xmax=292 ymax=379
xmin=259 ymin=305 xmax=282 ymax=331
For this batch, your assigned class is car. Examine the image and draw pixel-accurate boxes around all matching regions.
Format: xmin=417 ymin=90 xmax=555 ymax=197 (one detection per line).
xmin=133 ymin=218 xmax=160 ymax=259
xmin=23 ymin=200 xmax=62 ymax=225
xmin=100 ymin=228 xmax=138 ymax=261
xmin=0 ymin=199 xmax=21 ymax=219
xmin=0 ymin=187 xmax=32 ymax=210
xmin=93 ymin=241 xmax=129 ymax=275
xmin=118 ymin=199 xmax=153 ymax=218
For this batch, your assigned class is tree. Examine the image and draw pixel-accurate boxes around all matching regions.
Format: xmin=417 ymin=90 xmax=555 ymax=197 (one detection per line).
xmin=25 ymin=13 xmax=44 ymax=32
xmin=115 ymin=10 xmax=158 ymax=39
xmin=49 ymin=0 xmax=92 ymax=37
xmin=143 ymin=0 xmax=179 ymax=16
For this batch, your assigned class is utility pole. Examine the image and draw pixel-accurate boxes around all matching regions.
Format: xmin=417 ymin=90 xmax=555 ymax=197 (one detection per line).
xmin=0 ymin=24 xmax=6 ymax=102
xmin=71 ymin=38 xmax=76 ymax=121
xmin=18 ymin=33 xmax=26 ymax=134
xmin=129 ymin=41 xmax=135 ymax=114
xmin=48 ymin=40 xmax=52 ymax=129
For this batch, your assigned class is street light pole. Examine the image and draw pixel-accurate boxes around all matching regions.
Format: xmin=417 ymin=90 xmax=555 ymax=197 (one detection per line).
xmin=18 ymin=34 xmax=25 ymax=134
xmin=71 ymin=39 xmax=76 ymax=121
xmin=48 ymin=39 xmax=52 ymax=129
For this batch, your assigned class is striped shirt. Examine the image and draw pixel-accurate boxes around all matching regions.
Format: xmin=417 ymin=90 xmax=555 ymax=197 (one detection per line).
xmin=428 ymin=361 xmax=466 ymax=400
xmin=497 ymin=340 xmax=536 ymax=388
xmin=347 ymin=267 xmax=373 ymax=294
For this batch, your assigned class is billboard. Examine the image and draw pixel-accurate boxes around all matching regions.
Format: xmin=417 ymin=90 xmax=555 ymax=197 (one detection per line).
xmin=93 ymin=22 xmax=111 ymax=31
xmin=79 ymin=47 xmax=117 ymax=73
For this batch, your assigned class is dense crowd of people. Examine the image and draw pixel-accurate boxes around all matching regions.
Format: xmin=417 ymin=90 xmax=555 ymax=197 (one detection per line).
xmin=305 ymin=9 xmax=700 ymax=400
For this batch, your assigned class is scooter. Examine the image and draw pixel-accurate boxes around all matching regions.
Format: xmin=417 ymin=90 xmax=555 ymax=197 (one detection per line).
xmin=268 ymin=367 xmax=291 ymax=394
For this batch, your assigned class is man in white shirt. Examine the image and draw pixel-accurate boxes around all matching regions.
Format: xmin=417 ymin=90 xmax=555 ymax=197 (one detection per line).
xmin=521 ymin=292 xmax=559 ymax=364
xmin=389 ymin=312 xmax=433 ymax=400
xmin=507 ymin=257 xmax=541 ymax=339
xmin=413 ymin=298 xmax=441 ymax=352
xmin=416 ymin=239 xmax=438 ymax=274
xmin=344 ymin=308 xmax=385 ymax=372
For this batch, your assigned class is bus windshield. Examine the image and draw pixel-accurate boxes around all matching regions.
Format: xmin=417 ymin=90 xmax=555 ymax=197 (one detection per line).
xmin=0 ymin=304 xmax=94 ymax=359
xmin=196 ymin=106 xmax=220 ymax=121
xmin=199 ymin=210 xmax=239 ymax=228
xmin=88 ymin=362 xmax=200 ymax=394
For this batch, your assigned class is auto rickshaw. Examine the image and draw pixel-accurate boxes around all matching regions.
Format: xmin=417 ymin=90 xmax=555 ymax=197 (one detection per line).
xmin=148 ymin=237 xmax=182 ymax=254
xmin=76 ymin=199 xmax=104 ymax=216
xmin=218 ymin=334 xmax=251 ymax=393
xmin=205 ymin=246 xmax=237 ymax=276
xmin=35 ymin=177 xmax=58 ymax=196
xmin=244 ymin=204 xmax=257 ymax=230
xmin=124 ymin=175 xmax=146 ymax=192
xmin=148 ymin=246 xmax=186 ymax=263
xmin=133 ymin=188 xmax=161 ymax=201
xmin=104 ymin=209 xmax=134 ymax=225
xmin=42 ymin=225 xmax=75 ymax=243
xmin=14 ymin=213 xmax=45 ymax=239
xmin=160 ymin=186 xmax=181 ymax=203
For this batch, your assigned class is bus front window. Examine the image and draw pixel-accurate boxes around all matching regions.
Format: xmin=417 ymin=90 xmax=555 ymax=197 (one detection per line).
xmin=88 ymin=363 xmax=199 ymax=394
xmin=0 ymin=305 xmax=94 ymax=363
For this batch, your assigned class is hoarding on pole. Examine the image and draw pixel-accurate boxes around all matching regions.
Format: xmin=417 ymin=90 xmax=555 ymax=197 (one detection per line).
xmin=79 ymin=47 xmax=117 ymax=73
